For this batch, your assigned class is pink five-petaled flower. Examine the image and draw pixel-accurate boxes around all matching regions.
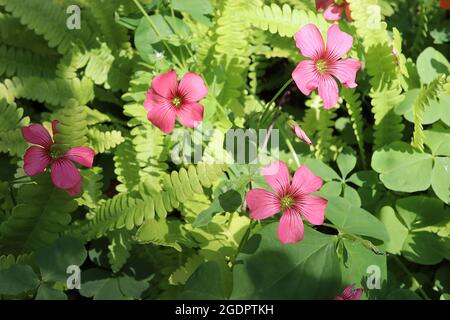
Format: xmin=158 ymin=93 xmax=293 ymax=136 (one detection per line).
xmin=335 ymin=284 xmax=364 ymax=300
xmin=292 ymin=24 xmax=361 ymax=109
xmin=316 ymin=0 xmax=352 ymax=21
xmin=245 ymin=161 xmax=327 ymax=244
xmin=144 ymin=70 xmax=208 ymax=134
xmin=287 ymin=120 xmax=312 ymax=145
xmin=21 ymin=121 xmax=95 ymax=197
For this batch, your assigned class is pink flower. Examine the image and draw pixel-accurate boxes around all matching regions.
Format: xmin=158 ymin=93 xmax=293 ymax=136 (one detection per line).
xmin=245 ymin=161 xmax=327 ymax=244
xmin=144 ymin=70 xmax=208 ymax=134
xmin=335 ymin=284 xmax=364 ymax=300
xmin=21 ymin=121 xmax=95 ymax=197
xmin=292 ymin=24 xmax=361 ymax=109
xmin=316 ymin=0 xmax=352 ymax=21
xmin=288 ymin=120 xmax=312 ymax=145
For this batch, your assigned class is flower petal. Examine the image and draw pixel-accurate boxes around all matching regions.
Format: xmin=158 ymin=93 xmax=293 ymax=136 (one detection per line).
xmin=294 ymin=125 xmax=312 ymax=145
xmin=178 ymin=72 xmax=208 ymax=103
xmin=292 ymin=165 xmax=323 ymax=194
xmin=21 ymin=124 xmax=53 ymax=149
xmin=292 ymin=60 xmax=320 ymax=96
xmin=318 ymin=75 xmax=339 ymax=109
xmin=144 ymin=89 xmax=177 ymax=134
xmin=278 ymin=209 xmax=304 ymax=244
xmin=23 ymin=146 xmax=50 ymax=176
xmin=51 ymin=120 xmax=59 ymax=136
xmin=261 ymin=161 xmax=291 ymax=196
xmin=176 ymin=102 xmax=204 ymax=128
xmin=66 ymin=180 xmax=82 ymax=197
xmin=298 ymin=194 xmax=327 ymax=225
xmin=325 ymin=24 xmax=353 ymax=61
xmin=64 ymin=147 xmax=95 ymax=168
xmin=323 ymin=3 xmax=344 ymax=21
xmin=246 ymin=189 xmax=281 ymax=220
xmin=294 ymin=24 xmax=325 ymax=60
xmin=51 ymin=158 xmax=81 ymax=190
xmin=329 ymin=58 xmax=361 ymax=88
xmin=316 ymin=0 xmax=334 ymax=10
xmin=151 ymin=70 xmax=178 ymax=99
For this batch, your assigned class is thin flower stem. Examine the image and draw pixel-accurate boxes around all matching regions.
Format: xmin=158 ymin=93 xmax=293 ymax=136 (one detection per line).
xmin=132 ymin=0 xmax=184 ymax=69
xmin=281 ymin=128 xmax=300 ymax=167
xmin=233 ymin=219 xmax=257 ymax=265
xmin=259 ymin=78 xmax=293 ymax=128
xmin=392 ymin=255 xmax=430 ymax=300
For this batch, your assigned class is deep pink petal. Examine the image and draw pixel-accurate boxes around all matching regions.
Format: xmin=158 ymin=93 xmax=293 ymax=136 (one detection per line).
xmin=246 ymin=189 xmax=281 ymax=220
xmin=144 ymin=89 xmax=177 ymax=134
xmin=323 ymin=4 xmax=344 ymax=21
xmin=318 ymin=75 xmax=339 ymax=109
xmin=66 ymin=180 xmax=82 ymax=197
xmin=23 ymin=146 xmax=50 ymax=176
xmin=51 ymin=120 xmax=59 ymax=136
xmin=316 ymin=0 xmax=334 ymax=10
xmin=294 ymin=24 xmax=325 ymax=60
xmin=261 ymin=161 xmax=291 ymax=196
xmin=178 ymin=73 xmax=208 ymax=103
xmin=51 ymin=158 xmax=81 ymax=190
xmin=336 ymin=285 xmax=363 ymax=300
xmin=325 ymin=24 xmax=353 ymax=61
xmin=329 ymin=58 xmax=361 ymax=88
xmin=292 ymin=165 xmax=323 ymax=194
xmin=151 ymin=70 xmax=178 ymax=99
xmin=292 ymin=60 xmax=320 ymax=96
xmin=176 ymin=102 xmax=204 ymax=128
xmin=64 ymin=147 xmax=95 ymax=168
xmin=297 ymin=194 xmax=327 ymax=225
xmin=278 ymin=209 xmax=304 ymax=244
xmin=21 ymin=124 xmax=53 ymax=149
xmin=294 ymin=125 xmax=312 ymax=145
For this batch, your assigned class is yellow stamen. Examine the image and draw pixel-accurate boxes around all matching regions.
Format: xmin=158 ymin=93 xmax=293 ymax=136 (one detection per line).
xmin=281 ymin=195 xmax=295 ymax=210
xmin=172 ymin=96 xmax=182 ymax=107
xmin=315 ymin=59 xmax=328 ymax=75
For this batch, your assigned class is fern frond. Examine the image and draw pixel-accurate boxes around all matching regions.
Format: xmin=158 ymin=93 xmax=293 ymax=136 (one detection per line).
xmin=77 ymin=167 xmax=104 ymax=209
xmin=169 ymin=254 xmax=204 ymax=285
xmin=53 ymin=102 xmax=88 ymax=150
xmin=87 ymin=128 xmax=124 ymax=153
xmin=0 ymin=99 xmax=29 ymax=156
xmin=0 ymin=176 xmax=77 ymax=255
xmin=247 ymin=3 xmax=328 ymax=37
xmin=412 ymin=75 xmax=446 ymax=150
xmin=342 ymin=88 xmax=367 ymax=167
xmin=107 ymin=230 xmax=133 ymax=273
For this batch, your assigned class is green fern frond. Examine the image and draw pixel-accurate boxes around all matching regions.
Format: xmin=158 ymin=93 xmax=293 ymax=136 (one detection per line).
xmin=114 ymin=139 xmax=141 ymax=193
xmin=0 ymin=45 xmax=57 ymax=78
xmin=169 ymin=254 xmax=204 ymax=285
xmin=412 ymin=74 xmax=446 ymax=150
xmin=341 ymin=88 xmax=367 ymax=167
xmin=107 ymin=230 xmax=133 ymax=273
xmin=0 ymin=176 xmax=77 ymax=255
xmin=0 ymin=99 xmax=29 ymax=156
xmin=87 ymin=128 xmax=124 ymax=153
xmin=77 ymin=167 xmax=104 ymax=209
xmin=53 ymin=102 xmax=88 ymax=150
xmin=247 ymin=3 xmax=328 ymax=37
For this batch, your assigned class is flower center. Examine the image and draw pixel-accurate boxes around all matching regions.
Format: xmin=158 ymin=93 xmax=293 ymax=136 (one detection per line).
xmin=172 ymin=96 xmax=182 ymax=108
xmin=49 ymin=144 xmax=64 ymax=160
xmin=315 ymin=59 xmax=328 ymax=75
xmin=280 ymin=195 xmax=295 ymax=210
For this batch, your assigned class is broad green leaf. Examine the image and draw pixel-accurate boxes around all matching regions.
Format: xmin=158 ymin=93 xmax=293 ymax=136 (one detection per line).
xmin=348 ymin=171 xmax=379 ymax=187
xmin=179 ymin=261 xmax=228 ymax=299
xmin=395 ymin=89 xmax=444 ymax=124
xmin=343 ymin=185 xmax=361 ymax=207
xmin=304 ymin=158 xmax=340 ymax=181
xmin=326 ymin=197 xmax=389 ymax=241
xmin=385 ymin=289 xmax=421 ymax=300
xmin=136 ymin=219 xmax=182 ymax=251
xmin=372 ymin=142 xmax=433 ymax=192
xmin=377 ymin=206 xmax=408 ymax=254
xmin=402 ymin=232 xmax=447 ymax=265
xmin=416 ymin=47 xmax=450 ymax=84
xmin=434 ymin=264 xmax=450 ymax=294
xmin=231 ymin=224 xmax=341 ymax=299
xmin=340 ymin=240 xmax=387 ymax=300
xmin=36 ymin=236 xmax=87 ymax=283
xmin=395 ymin=196 xmax=447 ymax=229
xmin=134 ymin=15 xmax=173 ymax=62
xmin=424 ymin=130 xmax=450 ymax=157
xmin=35 ymin=284 xmax=67 ymax=300
xmin=337 ymin=149 xmax=357 ymax=178
xmin=171 ymin=0 xmax=213 ymax=16
xmin=0 ymin=265 xmax=39 ymax=296
xmin=432 ymin=157 xmax=450 ymax=204
xmin=318 ymin=181 xmax=342 ymax=199
xmin=79 ymin=269 xmax=124 ymax=300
